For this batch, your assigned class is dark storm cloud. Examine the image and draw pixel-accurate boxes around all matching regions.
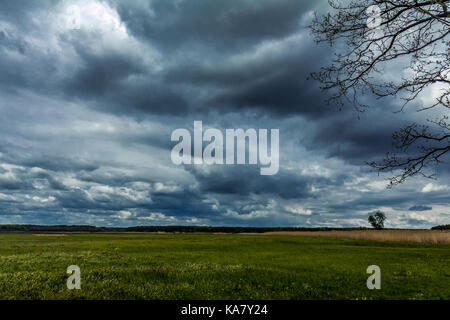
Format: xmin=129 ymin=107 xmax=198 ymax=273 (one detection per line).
xmin=0 ymin=0 xmax=332 ymax=118
xmin=108 ymin=0 xmax=330 ymax=115
xmin=113 ymin=0 xmax=316 ymax=51
xmin=188 ymin=166 xmax=314 ymax=199
xmin=198 ymin=50 xmax=330 ymax=116
xmin=0 ymin=177 xmax=29 ymax=190
xmin=58 ymin=37 xmax=188 ymax=115
xmin=65 ymin=46 xmax=143 ymax=96
xmin=302 ymin=105 xmax=413 ymax=164
xmin=409 ymin=205 xmax=432 ymax=211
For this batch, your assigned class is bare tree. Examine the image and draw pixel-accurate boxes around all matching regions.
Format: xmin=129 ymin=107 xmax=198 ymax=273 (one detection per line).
xmin=309 ymin=0 xmax=449 ymax=186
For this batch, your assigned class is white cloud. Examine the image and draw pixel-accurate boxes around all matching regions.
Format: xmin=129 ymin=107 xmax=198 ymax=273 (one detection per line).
xmin=421 ymin=183 xmax=449 ymax=193
xmin=284 ymin=206 xmax=312 ymax=215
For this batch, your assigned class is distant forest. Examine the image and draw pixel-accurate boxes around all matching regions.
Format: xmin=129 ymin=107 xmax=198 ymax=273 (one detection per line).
xmin=0 ymin=224 xmax=447 ymax=233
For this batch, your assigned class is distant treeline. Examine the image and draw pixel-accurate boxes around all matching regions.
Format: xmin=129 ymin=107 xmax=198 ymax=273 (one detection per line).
xmin=0 ymin=224 xmax=371 ymax=233
xmin=431 ymin=224 xmax=450 ymax=230
xmin=0 ymin=224 xmax=445 ymax=233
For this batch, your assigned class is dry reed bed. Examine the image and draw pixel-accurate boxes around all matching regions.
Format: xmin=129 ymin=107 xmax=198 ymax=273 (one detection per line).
xmin=264 ymin=230 xmax=450 ymax=244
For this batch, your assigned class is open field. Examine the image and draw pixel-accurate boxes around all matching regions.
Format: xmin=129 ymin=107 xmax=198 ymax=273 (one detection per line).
xmin=0 ymin=233 xmax=448 ymax=300
xmin=264 ymin=230 xmax=450 ymax=244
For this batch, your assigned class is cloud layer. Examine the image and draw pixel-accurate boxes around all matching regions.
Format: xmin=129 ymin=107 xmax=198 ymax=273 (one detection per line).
xmin=0 ymin=0 xmax=448 ymax=228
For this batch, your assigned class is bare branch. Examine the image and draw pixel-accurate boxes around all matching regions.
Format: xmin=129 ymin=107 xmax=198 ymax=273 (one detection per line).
xmin=309 ymin=0 xmax=450 ymax=185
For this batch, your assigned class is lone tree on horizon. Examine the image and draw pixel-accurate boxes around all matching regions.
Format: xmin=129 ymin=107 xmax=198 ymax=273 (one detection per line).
xmin=368 ymin=211 xmax=386 ymax=229
xmin=309 ymin=0 xmax=449 ymax=187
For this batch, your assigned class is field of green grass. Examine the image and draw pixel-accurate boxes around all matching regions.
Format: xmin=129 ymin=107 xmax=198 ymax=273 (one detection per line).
xmin=0 ymin=233 xmax=448 ymax=300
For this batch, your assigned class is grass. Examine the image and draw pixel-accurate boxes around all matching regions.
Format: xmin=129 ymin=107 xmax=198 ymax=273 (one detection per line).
xmin=265 ymin=230 xmax=450 ymax=244
xmin=0 ymin=233 xmax=448 ymax=300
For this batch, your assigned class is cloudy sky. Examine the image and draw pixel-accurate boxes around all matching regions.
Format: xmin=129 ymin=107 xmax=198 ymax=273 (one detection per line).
xmin=0 ymin=0 xmax=448 ymax=228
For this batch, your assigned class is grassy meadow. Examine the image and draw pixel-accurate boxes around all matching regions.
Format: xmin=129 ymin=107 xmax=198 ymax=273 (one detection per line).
xmin=0 ymin=233 xmax=448 ymax=300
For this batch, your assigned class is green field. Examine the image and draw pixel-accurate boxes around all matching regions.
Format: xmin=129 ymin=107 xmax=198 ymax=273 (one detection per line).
xmin=0 ymin=233 xmax=448 ymax=300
